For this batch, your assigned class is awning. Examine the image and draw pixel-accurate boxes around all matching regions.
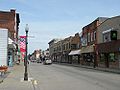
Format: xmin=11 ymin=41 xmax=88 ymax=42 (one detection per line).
xmin=8 ymin=38 xmax=16 ymax=49
xmin=8 ymin=38 xmax=14 ymax=44
xmin=80 ymin=45 xmax=94 ymax=54
xmin=69 ymin=50 xmax=81 ymax=55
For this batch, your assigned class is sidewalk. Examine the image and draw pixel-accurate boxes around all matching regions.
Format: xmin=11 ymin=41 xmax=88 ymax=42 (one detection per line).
xmin=0 ymin=70 xmax=10 ymax=84
xmin=55 ymin=62 xmax=120 ymax=74
xmin=0 ymin=62 xmax=34 ymax=90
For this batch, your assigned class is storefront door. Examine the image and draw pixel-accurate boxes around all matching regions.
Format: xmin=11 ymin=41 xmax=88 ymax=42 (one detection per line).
xmin=118 ymin=54 xmax=120 ymax=68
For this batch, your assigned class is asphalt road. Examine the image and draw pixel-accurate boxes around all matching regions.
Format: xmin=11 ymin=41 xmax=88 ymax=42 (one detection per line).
xmin=28 ymin=63 xmax=120 ymax=90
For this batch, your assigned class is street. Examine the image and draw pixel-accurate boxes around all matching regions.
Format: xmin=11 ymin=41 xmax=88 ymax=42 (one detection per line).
xmin=28 ymin=63 xmax=120 ymax=90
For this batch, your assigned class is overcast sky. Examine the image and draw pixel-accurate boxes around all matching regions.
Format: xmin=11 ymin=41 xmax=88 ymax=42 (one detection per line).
xmin=0 ymin=0 xmax=120 ymax=53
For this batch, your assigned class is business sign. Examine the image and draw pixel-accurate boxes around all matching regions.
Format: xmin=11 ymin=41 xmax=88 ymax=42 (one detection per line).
xmin=111 ymin=30 xmax=117 ymax=40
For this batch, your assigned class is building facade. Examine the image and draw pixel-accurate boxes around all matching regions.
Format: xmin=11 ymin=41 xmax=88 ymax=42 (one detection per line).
xmin=61 ymin=36 xmax=72 ymax=63
xmin=80 ymin=17 xmax=108 ymax=67
xmin=0 ymin=9 xmax=20 ymax=66
xmin=69 ymin=33 xmax=81 ymax=64
xmin=48 ymin=39 xmax=62 ymax=62
xmin=97 ymin=16 xmax=120 ymax=69
xmin=48 ymin=15 xmax=120 ymax=70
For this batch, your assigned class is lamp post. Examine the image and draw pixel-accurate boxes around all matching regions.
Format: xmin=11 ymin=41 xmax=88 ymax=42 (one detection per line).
xmin=24 ymin=24 xmax=29 ymax=81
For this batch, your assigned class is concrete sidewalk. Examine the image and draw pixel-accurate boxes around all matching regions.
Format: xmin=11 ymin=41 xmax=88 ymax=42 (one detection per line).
xmin=0 ymin=62 xmax=34 ymax=90
xmin=55 ymin=62 xmax=120 ymax=74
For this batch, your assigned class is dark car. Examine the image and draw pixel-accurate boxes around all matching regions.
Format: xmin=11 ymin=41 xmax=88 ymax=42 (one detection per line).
xmin=37 ymin=59 xmax=42 ymax=63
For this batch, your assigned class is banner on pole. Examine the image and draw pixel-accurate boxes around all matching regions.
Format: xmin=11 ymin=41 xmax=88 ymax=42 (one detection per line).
xmin=19 ymin=36 xmax=26 ymax=60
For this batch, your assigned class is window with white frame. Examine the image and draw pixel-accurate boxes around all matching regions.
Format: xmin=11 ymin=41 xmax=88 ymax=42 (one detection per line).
xmin=81 ymin=35 xmax=87 ymax=46
xmin=88 ymin=33 xmax=90 ymax=42
xmin=103 ymin=32 xmax=111 ymax=42
xmin=91 ymin=32 xmax=93 ymax=41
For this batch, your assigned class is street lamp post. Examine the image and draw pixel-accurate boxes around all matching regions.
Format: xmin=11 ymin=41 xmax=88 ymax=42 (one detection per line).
xmin=24 ymin=24 xmax=29 ymax=81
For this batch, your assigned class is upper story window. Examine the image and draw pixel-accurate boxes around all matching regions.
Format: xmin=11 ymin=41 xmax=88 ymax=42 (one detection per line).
xmin=94 ymin=31 xmax=96 ymax=41
xmin=91 ymin=32 xmax=93 ymax=42
xmin=103 ymin=33 xmax=111 ymax=42
xmin=77 ymin=43 xmax=80 ymax=49
xmin=66 ymin=43 xmax=69 ymax=50
xmin=88 ymin=33 xmax=90 ymax=42
xmin=71 ymin=44 xmax=77 ymax=50
xmin=69 ymin=42 xmax=71 ymax=49
xmin=62 ymin=44 xmax=65 ymax=50
xmin=81 ymin=35 xmax=87 ymax=46
xmin=59 ymin=46 xmax=61 ymax=51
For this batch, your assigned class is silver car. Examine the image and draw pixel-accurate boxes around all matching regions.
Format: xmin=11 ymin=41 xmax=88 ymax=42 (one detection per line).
xmin=43 ymin=58 xmax=52 ymax=65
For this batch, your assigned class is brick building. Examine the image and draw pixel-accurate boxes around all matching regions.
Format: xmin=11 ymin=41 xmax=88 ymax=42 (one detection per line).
xmin=61 ymin=36 xmax=72 ymax=63
xmin=80 ymin=17 xmax=108 ymax=67
xmin=97 ymin=16 xmax=120 ymax=69
xmin=48 ymin=39 xmax=62 ymax=62
xmin=0 ymin=9 xmax=20 ymax=66
xmin=69 ymin=33 xmax=81 ymax=64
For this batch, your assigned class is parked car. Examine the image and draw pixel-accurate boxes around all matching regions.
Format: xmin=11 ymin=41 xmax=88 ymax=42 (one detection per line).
xmin=43 ymin=58 xmax=52 ymax=65
xmin=30 ymin=59 xmax=36 ymax=63
xmin=37 ymin=59 xmax=42 ymax=63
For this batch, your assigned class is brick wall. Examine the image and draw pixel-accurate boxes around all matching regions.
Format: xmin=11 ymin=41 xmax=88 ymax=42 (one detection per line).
xmin=0 ymin=9 xmax=16 ymax=39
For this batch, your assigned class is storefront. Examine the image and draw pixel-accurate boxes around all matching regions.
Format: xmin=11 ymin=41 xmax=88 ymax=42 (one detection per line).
xmin=56 ymin=52 xmax=62 ymax=63
xmin=80 ymin=45 xmax=95 ymax=66
xmin=61 ymin=51 xmax=70 ymax=63
xmin=97 ymin=40 xmax=120 ymax=69
xmin=69 ymin=50 xmax=81 ymax=64
xmin=8 ymin=38 xmax=16 ymax=67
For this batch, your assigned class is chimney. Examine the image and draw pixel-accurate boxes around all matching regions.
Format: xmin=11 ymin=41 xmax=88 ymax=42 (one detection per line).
xmin=75 ymin=33 xmax=79 ymax=36
xmin=10 ymin=9 xmax=16 ymax=13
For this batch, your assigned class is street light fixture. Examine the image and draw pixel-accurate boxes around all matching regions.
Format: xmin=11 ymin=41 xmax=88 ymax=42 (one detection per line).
xmin=24 ymin=24 xmax=29 ymax=81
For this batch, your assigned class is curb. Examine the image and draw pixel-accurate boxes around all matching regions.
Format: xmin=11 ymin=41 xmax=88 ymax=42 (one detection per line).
xmin=54 ymin=63 xmax=120 ymax=74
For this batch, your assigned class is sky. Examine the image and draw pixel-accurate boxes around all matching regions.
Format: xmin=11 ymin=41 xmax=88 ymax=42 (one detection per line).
xmin=0 ymin=0 xmax=120 ymax=53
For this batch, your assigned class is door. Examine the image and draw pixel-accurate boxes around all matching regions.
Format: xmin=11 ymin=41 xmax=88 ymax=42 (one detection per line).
xmin=8 ymin=51 xmax=13 ymax=67
xmin=118 ymin=54 xmax=120 ymax=68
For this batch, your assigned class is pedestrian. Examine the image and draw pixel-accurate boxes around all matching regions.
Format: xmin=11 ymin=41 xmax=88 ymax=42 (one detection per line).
xmin=27 ymin=60 xmax=30 ymax=64
xmin=18 ymin=55 xmax=20 ymax=63
xmin=16 ymin=55 xmax=20 ymax=65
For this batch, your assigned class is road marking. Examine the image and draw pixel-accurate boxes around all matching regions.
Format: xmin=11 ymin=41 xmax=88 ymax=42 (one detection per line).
xmin=20 ymin=78 xmax=33 ymax=82
xmin=31 ymin=80 xmax=38 ymax=85
xmin=34 ymin=80 xmax=38 ymax=85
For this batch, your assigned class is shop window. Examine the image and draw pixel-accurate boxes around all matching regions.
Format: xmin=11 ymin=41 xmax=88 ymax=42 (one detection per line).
xmin=109 ymin=53 xmax=115 ymax=62
xmin=100 ymin=54 xmax=105 ymax=62
xmin=73 ymin=56 xmax=78 ymax=60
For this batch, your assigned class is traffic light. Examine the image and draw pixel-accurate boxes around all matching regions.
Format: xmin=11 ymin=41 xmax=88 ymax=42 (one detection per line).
xmin=111 ymin=30 xmax=117 ymax=40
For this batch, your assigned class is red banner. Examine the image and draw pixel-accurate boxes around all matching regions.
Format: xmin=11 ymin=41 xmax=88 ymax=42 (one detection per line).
xmin=20 ymin=36 xmax=26 ymax=52
xmin=19 ymin=36 xmax=26 ymax=60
